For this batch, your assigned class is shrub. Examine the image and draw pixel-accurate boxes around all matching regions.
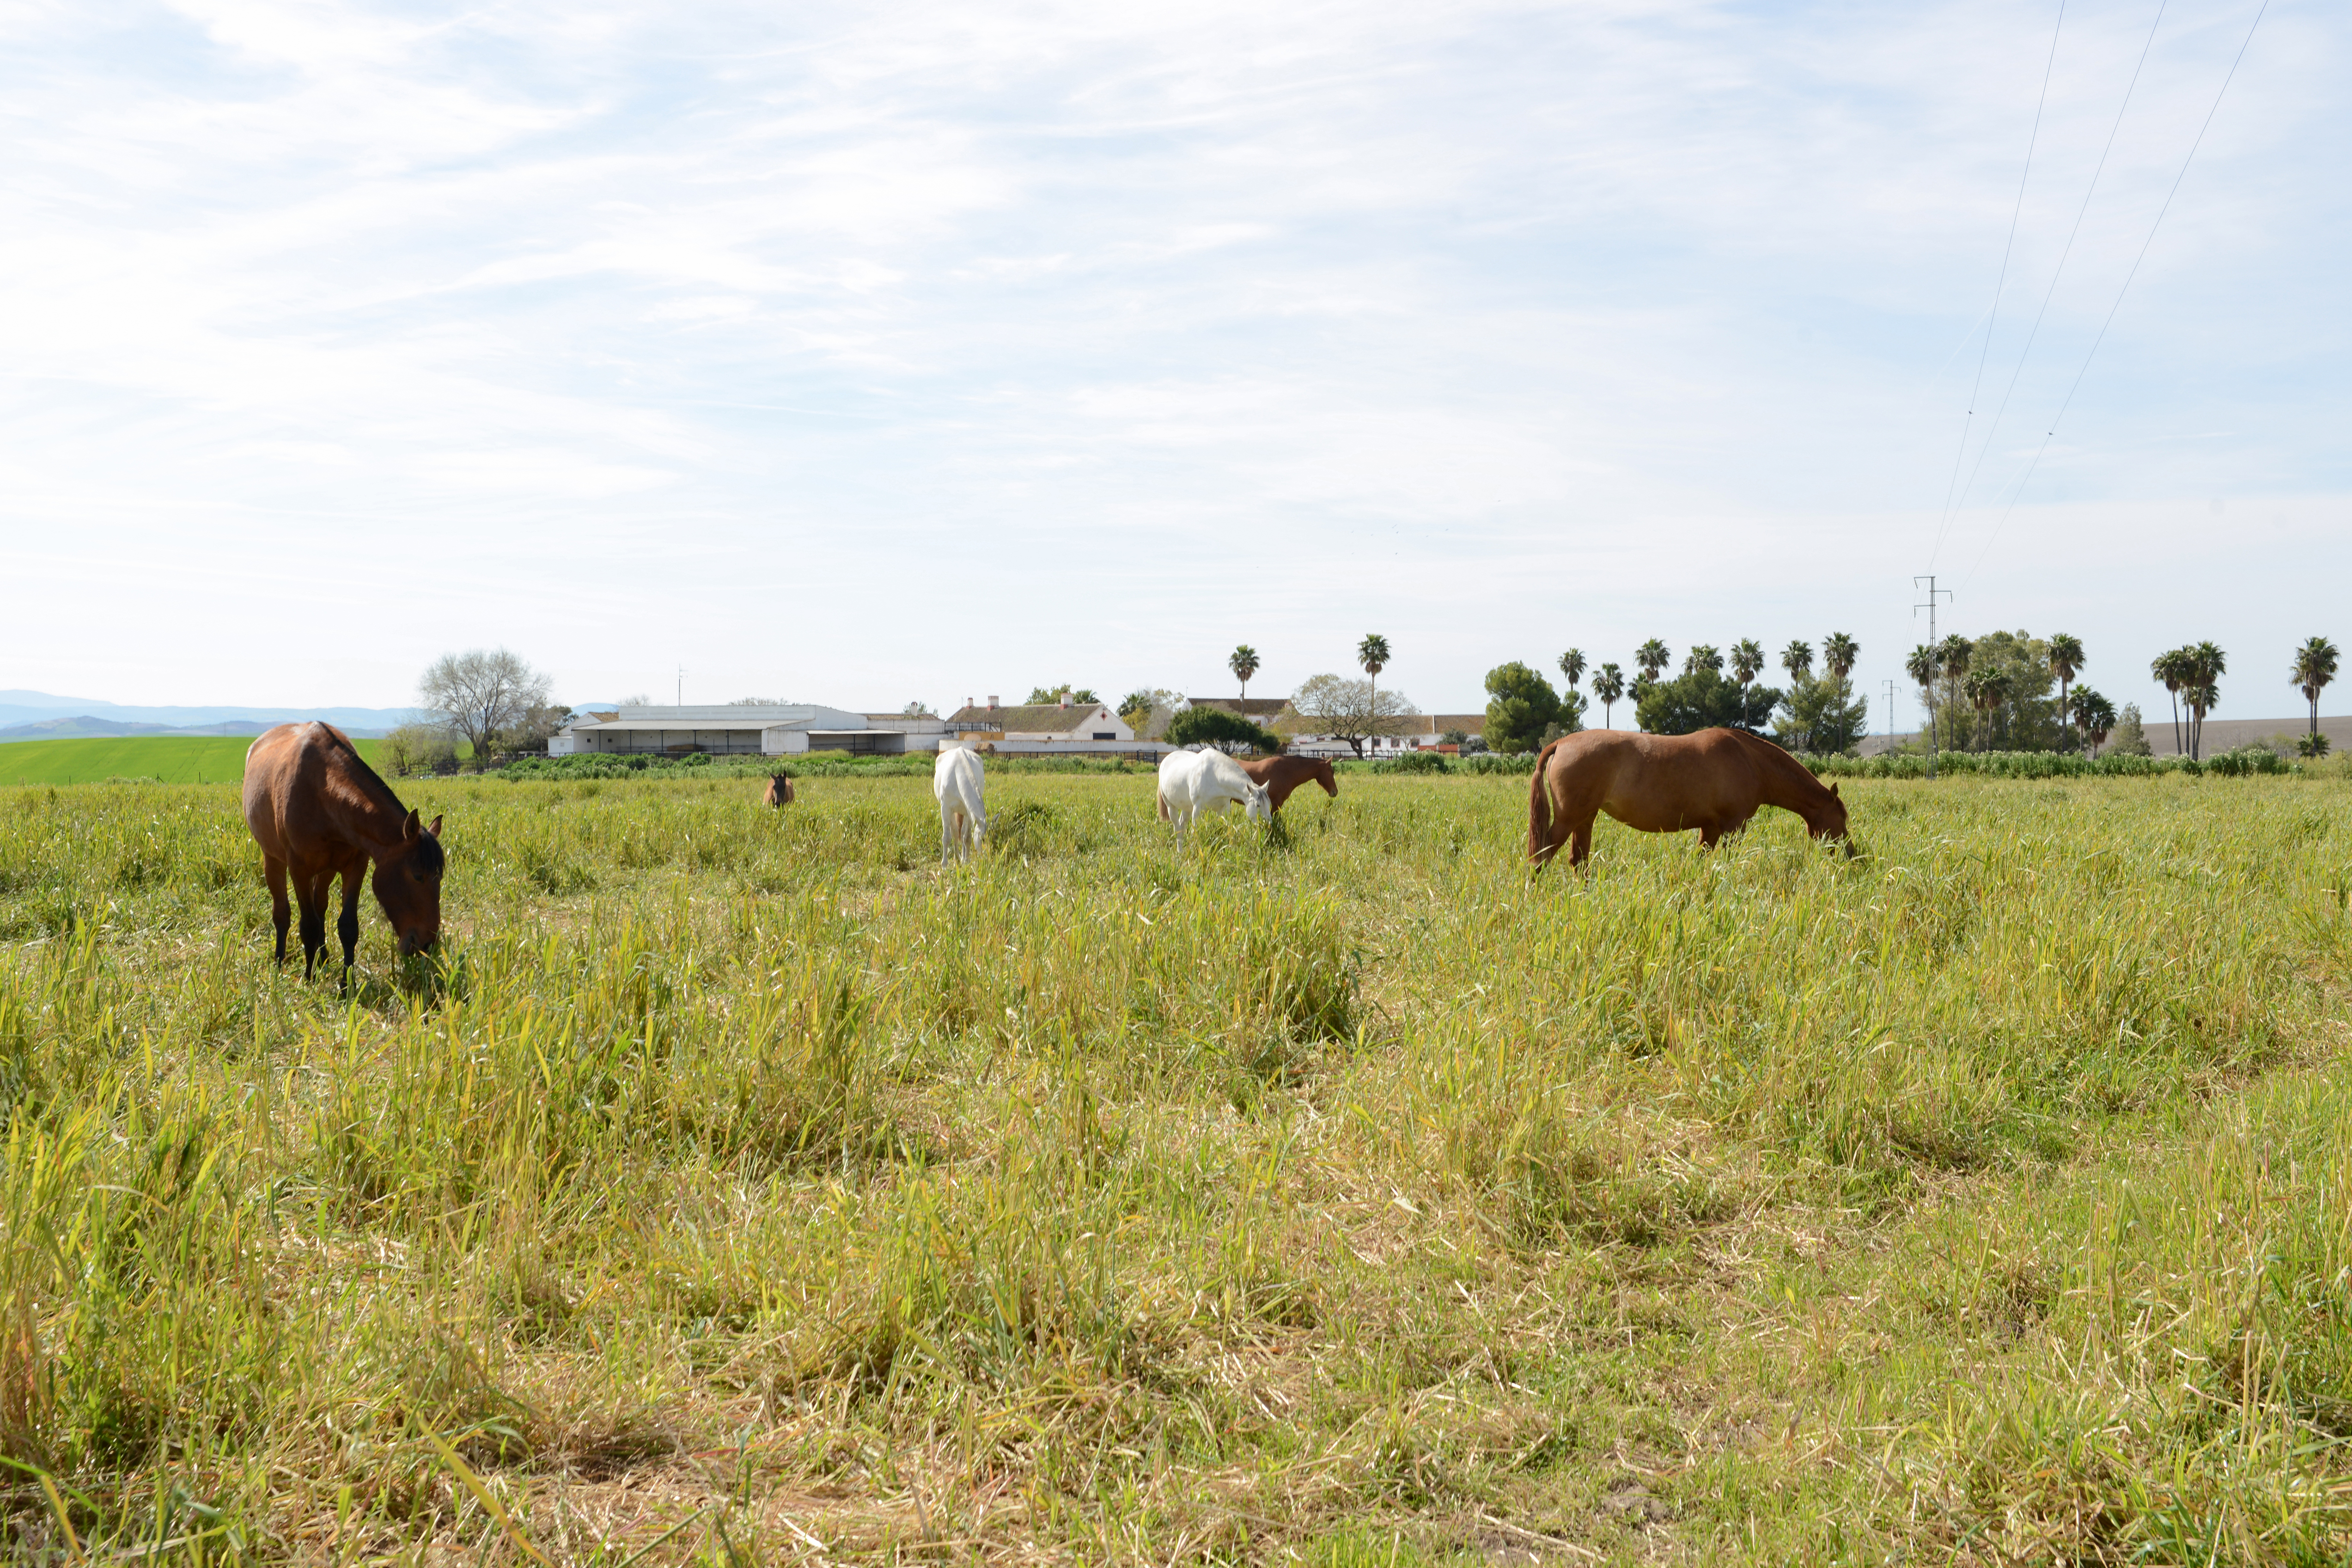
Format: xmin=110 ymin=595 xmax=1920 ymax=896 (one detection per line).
xmin=1164 ymin=707 xmax=1283 ymax=754
xmin=379 ymin=723 xmax=457 ymax=778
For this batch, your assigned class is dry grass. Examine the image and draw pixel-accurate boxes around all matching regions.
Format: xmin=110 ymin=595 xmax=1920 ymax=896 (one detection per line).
xmin=0 ymin=768 xmax=2349 ymax=1563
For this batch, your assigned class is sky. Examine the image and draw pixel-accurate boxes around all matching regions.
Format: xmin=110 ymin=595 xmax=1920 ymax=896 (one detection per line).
xmin=2 ymin=0 xmax=2344 ymax=727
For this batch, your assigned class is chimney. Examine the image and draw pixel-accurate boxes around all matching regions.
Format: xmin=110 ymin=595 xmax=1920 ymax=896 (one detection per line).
xmin=987 ymin=695 xmax=998 ymax=710
xmin=965 ymin=696 xmax=973 ymax=711
xmin=1059 ymin=692 xmax=1071 ymax=708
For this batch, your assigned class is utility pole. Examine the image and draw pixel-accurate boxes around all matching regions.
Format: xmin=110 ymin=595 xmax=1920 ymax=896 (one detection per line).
xmin=1913 ymin=575 xmax=1952 ymax=775
xmin=676 ymin=666 xmax=686 ymax=706
xmin=1883 ymin=679 xmax=1897 ymax=753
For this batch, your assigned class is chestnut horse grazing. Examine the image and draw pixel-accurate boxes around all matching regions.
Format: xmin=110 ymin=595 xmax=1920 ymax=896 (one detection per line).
xmin=763 ymin=772 xmax=795 ymax=807
xmin=1528 ymin=728 xmax=1850 ymax=872
xmin=243 ymin=723 xmax=444 ymax=978
xmin=1238 ymin=754 xmax=1337 ymax=813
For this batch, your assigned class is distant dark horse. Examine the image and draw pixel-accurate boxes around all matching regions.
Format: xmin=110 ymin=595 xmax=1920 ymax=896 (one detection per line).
xmin=763 ymin=772 xmax=795 ymax=808
xmin=1528 ymin=728 xmax=1851 ymax=872
xmin=243 ymin=723 xmax=443 ymax=978
xmin=1237 ymin=754 xmax=1337 ymax=814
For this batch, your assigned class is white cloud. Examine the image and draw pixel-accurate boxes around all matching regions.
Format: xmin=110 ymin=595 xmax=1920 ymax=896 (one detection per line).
xmin=0 ymin=0 xmax=2343 ymax=719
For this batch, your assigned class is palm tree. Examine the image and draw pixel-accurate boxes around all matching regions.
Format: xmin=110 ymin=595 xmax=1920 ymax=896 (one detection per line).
xmin=1558 ymin=649 xmax=1586 ymax=693
xmin=2292 ymin=637 xmax=2340 ymax=741
xmin=1591 ymin=663 xmax=1625 ymax=729
xmin=1357 ymin=634 xmax=1391 ymax=751
xmin=2150 ymin=648 xmax=2187 ymax=757
xmin=2072 ymin=688 xmax=2115 ymax=756
xmin=1937 ymin=636 xmax=1973 ymax=752
xmin=1781 ymin=640 xmax=1813 ymax=685
xmin=1822 ymin=633 xmax=1858 ymax=690
xmin=1229 ymin=644 xmax=1261 ymax=701
xmin=1905 ymin=644 xmax=1938 ymax=751
xmin=1684 ymin=644 xmax=1723 ymax=676
xmin=1730 ymin=639 xmax=1765 ymax=728
xmin=2184 ymin=641 xmax=2225 ymax=760
xmin=1963 ymin=669 xmax=2009 ymax=752
xmin=2047 ymin=634 xmax=2085 ymax=748
xmin=1634 ymin=639 xmax=1671 ymax=692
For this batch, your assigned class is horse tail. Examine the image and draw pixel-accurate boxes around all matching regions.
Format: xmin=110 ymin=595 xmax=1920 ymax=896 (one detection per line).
xmin=1157 ymin=790 xmax=1170 ymax=822
xmin=1526 ymin=740 xmax=1556 ymax=863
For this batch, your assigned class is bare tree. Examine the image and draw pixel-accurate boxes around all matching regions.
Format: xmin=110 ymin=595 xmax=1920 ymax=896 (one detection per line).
xmin=419 ymin=648 xmax=553 ymax=769
xmin=1280 ymin=673 xmax=1418 ymax=758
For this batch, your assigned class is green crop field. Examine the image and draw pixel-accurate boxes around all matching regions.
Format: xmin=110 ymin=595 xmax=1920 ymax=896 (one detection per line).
xmin=0 ymin=735 xmax=383 ymax=787
xmin=0 ymin=769 xmax=2349 ymax=1563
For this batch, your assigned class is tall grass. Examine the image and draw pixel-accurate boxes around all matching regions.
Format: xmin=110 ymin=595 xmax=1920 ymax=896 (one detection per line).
xmin=0 ymin=768 xmax=2346 ymax=1560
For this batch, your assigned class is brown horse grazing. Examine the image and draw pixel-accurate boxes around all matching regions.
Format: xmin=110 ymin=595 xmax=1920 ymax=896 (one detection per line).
xmin=763 ymin=772 xmax=795 ymax=807
xmin=243 ymin=723 xmax=444 ymax=978
xmin=1528 ymin=728 xmax=1851 ymax=871
xmin=1238 ymin=754 xmax=1338 ymax=813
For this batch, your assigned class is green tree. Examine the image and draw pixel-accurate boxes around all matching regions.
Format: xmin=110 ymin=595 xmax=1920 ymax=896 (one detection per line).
xmin=1637 ymin=668 xmax=1782 ymax=737
xmin=1730 ymin=639 xmax=1765 ymax=728
xmin=1358 ymin=634 xmax=1391 ymax=734
xmin=1164 ymin=706 xmax=1282 ymax=754
xmin=1683 ymin=643 xmax=1723 ymax=676
xmin=1634 ymin=639 xmax=1672 ymax=694
xmin=1558 ymin=648 xmax=1586 ymax=692
xmin=1590 ymin=663 xmax=1626 ymax=729
xmin=1228 ymin=645 xmax=1261 ymax=700
xmin=1117 ymin=689 xmax=1156 ymax=729
xmin=1934 ymin=636 xmax=1974 ymax=751
xmin=2108 ymin=702 xmax=2153 ymax=756
xmin=2291 ymin=636 xmax=2338 ymax=740
xmin=2150 ymin=648 xmax=2188 ymax=756
xmin=1904 ymin=644 xmax=1939 ymax=751
xmin=2183 ymin=641 xmax=2226 ymax=760
xmin=1781 ymin=640 xmax=1813 ymax=684
xmin=2070 ymin=687 xmax=2116 ymax=756
xmin=1773 ymin=675 xmax=1869 ymax=756
xmin=1026 ymin=685 xmax=1098 ymax=705
xmin=1822 ymin=632 xmax=1858 ymax=695
xmin=2047 ymin=633 xmax=2085 ymax=746
xmin=1484 ymin=662 xmax=1565 ymax=754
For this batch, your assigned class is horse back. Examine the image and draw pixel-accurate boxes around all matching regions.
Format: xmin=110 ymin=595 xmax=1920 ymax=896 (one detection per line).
xmin=243 ymin=722 xmax=369 ymax=865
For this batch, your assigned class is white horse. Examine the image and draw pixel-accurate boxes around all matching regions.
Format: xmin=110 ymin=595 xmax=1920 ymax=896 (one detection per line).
xmin=934 ymin=746 xmax=987 ymax=863
xmin=1156 ymin=748 xmax=1271 ymax=845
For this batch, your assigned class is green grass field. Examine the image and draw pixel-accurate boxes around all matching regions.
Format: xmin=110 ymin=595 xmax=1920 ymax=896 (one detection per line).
xmin=0 ymin=734 xmax=383 ymax=786
xmin=0 ymin=769 xmax=2348 ymax=1563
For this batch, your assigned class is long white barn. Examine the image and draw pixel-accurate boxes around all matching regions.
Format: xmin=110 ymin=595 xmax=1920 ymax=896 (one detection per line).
xmin=550 ymin=705 xmax=951 ymax=757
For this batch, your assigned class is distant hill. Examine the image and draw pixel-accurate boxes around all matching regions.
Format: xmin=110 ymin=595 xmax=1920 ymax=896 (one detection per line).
xmin=0 ymin=689 xmax=409 ymax=741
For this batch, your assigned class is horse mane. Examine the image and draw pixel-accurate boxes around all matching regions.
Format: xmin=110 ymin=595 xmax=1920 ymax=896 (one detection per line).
xmin=314 ymin=723 xmax=440 ymax=867
xmin=1721 ymin=728 xmax=1835 ymax=801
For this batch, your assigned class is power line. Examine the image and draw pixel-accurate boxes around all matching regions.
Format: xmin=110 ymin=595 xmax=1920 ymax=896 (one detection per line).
xmin=1965 ymin=0 xmax=2271 ymax=587
xmin=1949 ymin=0 xmax=2170 ymax=522
xmin=1930 ymin=0 xmax=2068 ymax=572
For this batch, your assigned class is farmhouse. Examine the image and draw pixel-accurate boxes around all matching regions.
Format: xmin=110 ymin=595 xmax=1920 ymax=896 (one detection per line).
xmin=550 ymin=705 xmax=951 ymax=757
xmin=943 ymin=696 xmax=1137 ymax=749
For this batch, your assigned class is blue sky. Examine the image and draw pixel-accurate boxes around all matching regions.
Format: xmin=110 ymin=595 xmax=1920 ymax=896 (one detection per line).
xmin=2 ymin=0 xmax=2343 ymax=725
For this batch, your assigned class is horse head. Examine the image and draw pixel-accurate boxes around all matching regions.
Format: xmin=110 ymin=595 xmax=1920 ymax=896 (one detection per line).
xmin=1313 ymin=758 xmax=1338 ymax=797
xmin=1815 ymin=781 xmax=1858 ymax=855
xmin=370 ymin=809 xmax=444 ymax=955
xmin=1244 ymin=780 xmax=1273 ymax=824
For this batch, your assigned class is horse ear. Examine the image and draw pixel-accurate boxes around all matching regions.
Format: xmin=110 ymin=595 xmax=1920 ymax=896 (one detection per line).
xmin=427 ymin=814 xmax=442 ymax=836
xmin=404 ymin=808 xmax=421 ymax=839
xmin=1830 ymin=783 xmax=1841 ymax=798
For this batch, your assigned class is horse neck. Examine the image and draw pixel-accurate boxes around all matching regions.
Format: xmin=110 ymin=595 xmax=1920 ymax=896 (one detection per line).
xmin=1743 ymin=739 xmax=1835 ymax=824
xmin=323 ymin=754 xmax=413 ymax=857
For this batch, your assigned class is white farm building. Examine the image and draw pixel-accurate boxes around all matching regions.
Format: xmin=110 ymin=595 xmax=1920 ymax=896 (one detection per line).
xmin=549 ymin=705 xmax=952 ymax=758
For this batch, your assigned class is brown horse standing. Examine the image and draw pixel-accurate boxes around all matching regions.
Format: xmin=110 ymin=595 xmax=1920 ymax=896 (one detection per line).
xmin=1237 ymin=754 xmax=1337 ymax=813
xmin=763 ymin=772 xmax=795 ymax=807
xmin=243 ymin=723 xmax=444 ymax=978
xmin=1528 ymin=728 xmax=1850 ymax=871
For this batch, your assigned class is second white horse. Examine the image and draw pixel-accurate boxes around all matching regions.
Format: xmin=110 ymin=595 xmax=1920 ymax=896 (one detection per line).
xmin=1156 ymin=748 xmax=1272 ymax=846
xmin=934 ymin=746 xmax=988 ymax=863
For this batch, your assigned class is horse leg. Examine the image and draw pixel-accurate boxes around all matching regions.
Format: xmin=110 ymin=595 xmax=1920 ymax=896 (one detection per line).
xmin=263 ymin=855 xmax=292 ymax=966
xmin=295 ymin=871 xmax=330 ymax=981
xmin=940 ymin=808 xmax=955 ymax=865
xmin=1568 ymin=813 xmax=1596 ymax=869
xmin=335 ymin=857 xmax=364 ymax=976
